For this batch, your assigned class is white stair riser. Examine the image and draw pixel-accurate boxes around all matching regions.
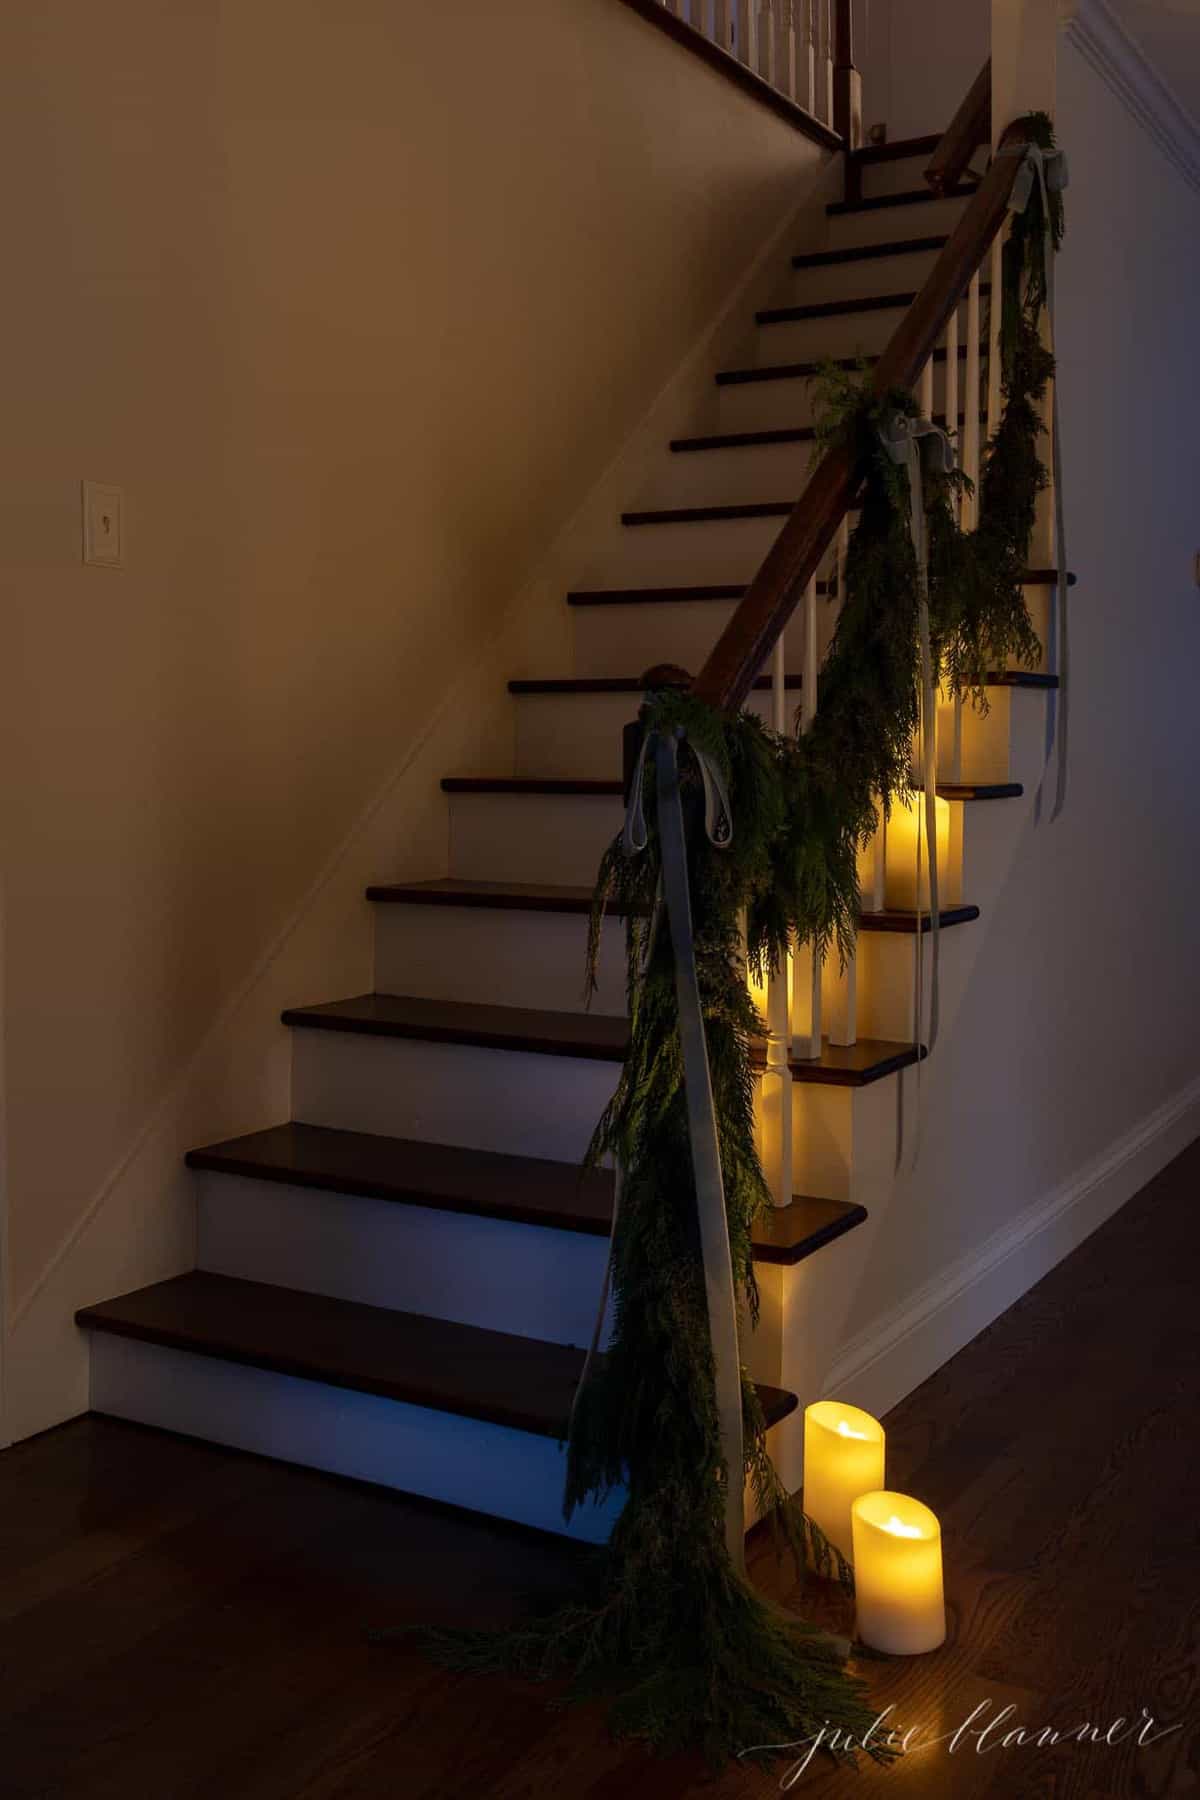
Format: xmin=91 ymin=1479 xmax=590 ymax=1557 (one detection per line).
xmin=575 ymin=514 xmax=788 ymax=589
xmin=825 ymin=193 xmax=974 ymax=251
xmin=90 ymin=1334 xmax=621 ymax=1543
xmin=755 ymin=302 xmax=910 ymax=367
xmin=197 ymin=1173 xmax=613 ymax=1348
xmin=449 ymin=790 xmax=623 ymax=886
xmin=717 ymin=359 xmax=959 ymax=435
xmin=848 ymin=927 xmax=974 ymax=1043
xmin=858 ymin=157 xmax=951 ymax=202
xmin=631 ymin=440 xmax=818 ymax=510
xmin=292 ymin=1026 xmax=619 ymax=1162
xmin=374 ymin=899 xmax=625 ymax=1015
xmin=757 ymin=290 xmax=975 ymax=371
xmin=514 ymin=687 xmax=795 ymax=779
xmin=570 ymin=599 xmax=792 ymax=683
xmin=789 ymin=245 xmax=944 ymax=308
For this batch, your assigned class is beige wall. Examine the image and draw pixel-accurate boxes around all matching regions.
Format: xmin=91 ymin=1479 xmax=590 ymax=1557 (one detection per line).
xmin=0 ymin=0 xmax=826 ymax=1435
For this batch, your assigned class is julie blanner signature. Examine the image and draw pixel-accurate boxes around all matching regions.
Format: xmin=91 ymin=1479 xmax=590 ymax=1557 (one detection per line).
xmin=741 ymin=1700 xmax=1184 ymax=1787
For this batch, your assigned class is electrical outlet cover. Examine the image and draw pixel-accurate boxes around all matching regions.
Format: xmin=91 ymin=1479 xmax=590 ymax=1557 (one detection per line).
xmin=83 ymin=481 xmax=123 ymax=567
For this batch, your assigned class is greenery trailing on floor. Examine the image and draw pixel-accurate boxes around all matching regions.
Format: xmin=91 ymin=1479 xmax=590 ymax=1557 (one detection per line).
xmin=391 ymin=117 xmax=1063 ymax=1769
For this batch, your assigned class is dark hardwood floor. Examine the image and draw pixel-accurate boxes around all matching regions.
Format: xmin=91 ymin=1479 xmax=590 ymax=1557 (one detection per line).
xmin=4 ymin=1138 xmax=1200 ymax=1798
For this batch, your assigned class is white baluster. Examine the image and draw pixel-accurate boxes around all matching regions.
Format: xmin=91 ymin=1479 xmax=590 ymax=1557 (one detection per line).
xmin=919 ymin=354 xmax=934 ymax=423
xmin=758 ymin=0 xmax=776 ymax=84
xmin=871 ymin=797 xmax=888 ymax=913
xmin=987 ymin=236 xmax=1003 ymax=445
xmin=736 ymin=0 xmax=755 ymax=67
xmin=825 ymin=0 xmax=835 ymax=126
xmin=714 ymin=0 xmax=733 ymax=50
xmin=827 ymin=945 xmax=858 ymax=1047
xmin=805 ymin=0 xmax=817 ymax=114
xmin=762 ymin=633 xmax=794 ymax=1207
xmin=945 ymin=309 xmax=961 ymax=460
xmin=828 ymin=513 xmax=857 ymax=1044
xmin=774 ymin=0 xmax=797 ymax=99
xmin=963 ymin=269 xmax=982 ymax=531
xmin=791 ymin=575 xmax=823 ymax=1061
xmin=691 ymin=0 xmax=710 ymax=37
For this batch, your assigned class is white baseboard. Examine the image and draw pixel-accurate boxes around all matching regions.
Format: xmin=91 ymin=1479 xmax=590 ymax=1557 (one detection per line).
xmin=823 ymin=1072 xmax=1200 ymax=1421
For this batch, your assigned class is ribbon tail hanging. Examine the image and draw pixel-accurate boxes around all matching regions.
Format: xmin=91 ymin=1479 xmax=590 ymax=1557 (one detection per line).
xmin=1002 ymin=140 xmax=1071 ymax=819
xmin=655 ymin=730 xmax=747 ymax=1572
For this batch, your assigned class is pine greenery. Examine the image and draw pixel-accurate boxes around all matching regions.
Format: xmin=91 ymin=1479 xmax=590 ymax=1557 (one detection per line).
xmin=396 ymin=118 xmax=1063 ymax=1769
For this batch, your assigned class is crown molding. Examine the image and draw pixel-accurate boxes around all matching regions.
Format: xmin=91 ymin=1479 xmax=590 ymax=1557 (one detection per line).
xmin=1062 ymin=0 xmax=1200 ymax=194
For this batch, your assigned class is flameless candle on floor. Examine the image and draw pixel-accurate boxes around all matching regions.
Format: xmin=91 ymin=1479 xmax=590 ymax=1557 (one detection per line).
xmin=802 ymin=1401 xmax=886 ymax=1562
xmin=851 ymin=1491 xmax=946 ymax=1655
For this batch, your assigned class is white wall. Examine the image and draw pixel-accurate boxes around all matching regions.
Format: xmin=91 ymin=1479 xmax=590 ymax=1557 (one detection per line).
xmin=0 ymin=0 xmax=830 ymax=1442
xmin=859 ymin=0 xmax=990 ymax=142
xmin=840 ymin=35 xmax=1200 ymax=1357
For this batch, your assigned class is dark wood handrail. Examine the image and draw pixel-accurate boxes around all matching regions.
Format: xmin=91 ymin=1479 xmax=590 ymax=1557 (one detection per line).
xmin=691 ymin=107 xmax=1031 ymax=715
xmin=925 ymin=59 xmax=992 ymax=195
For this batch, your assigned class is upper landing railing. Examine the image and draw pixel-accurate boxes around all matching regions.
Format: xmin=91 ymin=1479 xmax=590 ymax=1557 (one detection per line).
xmin=628 ymin=0 xmax=862 ymax=146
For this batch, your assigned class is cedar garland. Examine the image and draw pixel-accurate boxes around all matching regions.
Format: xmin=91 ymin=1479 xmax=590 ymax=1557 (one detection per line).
xmin=393 ymin=116 xmax=1063 ymax=1769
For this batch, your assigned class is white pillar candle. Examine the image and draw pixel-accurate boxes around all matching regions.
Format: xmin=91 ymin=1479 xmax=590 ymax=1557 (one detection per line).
xmin=802 ymin=1401 xmax=886 ymax=1563
xmin=851 ymin=1490 xmax=946 ymax=1655
xmin=884 ymin=792 xmax=952 ymax=911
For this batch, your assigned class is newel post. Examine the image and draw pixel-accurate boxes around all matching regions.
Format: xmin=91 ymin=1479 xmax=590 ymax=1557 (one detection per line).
xmin=991 ymin=0 xmax=1059 ymax=138
xmin=832 ymin=0 xmax=862 ymax=150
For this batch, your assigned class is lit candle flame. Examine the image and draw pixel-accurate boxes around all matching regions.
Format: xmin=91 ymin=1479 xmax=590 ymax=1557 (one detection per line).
xmin=881 ymin=1514 xmax=924 ymax=1539
xmin=836 ymin=1420 xmax=869 ymax=1439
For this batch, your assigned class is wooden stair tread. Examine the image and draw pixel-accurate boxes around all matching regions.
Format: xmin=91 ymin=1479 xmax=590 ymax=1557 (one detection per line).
xmin=366 ymin=880 xmax=980 ymax=936
xmin=281 ymin=991 xmax=630 ymax=1062
xmin=621 ymin=500 xmax=798 ymax=526
xmin=793 ymin=233 xmax=949 ymax=271
xmin=567 ymin=573 xmax=1073 ymax=603
xmin=716 ymin=345 xmax=968 ymax=386
xmin=827 ymin=182 xmax=979 ymax=216
xmin=442 ymin=775 xmax=1024 ymax=803
xmin=77 ymin=1270 xmax=800 ymax=1437
xmin=669 ymin=410 xmax=982 ymax=454
xmin=507 ymin=671 xmax=1043 ymax=694
xmin=282 ymin=990 xmax=925 ymax=1087
xmin=757 ymin=289 xmax=941 ymax=324
xmin=848 ymin=133 xmax=944 ymax=165
xmin=934 ymin=781 xmax=1023 ymax=801
xmin=186 ymin=1121 xmax=868 ymax=1267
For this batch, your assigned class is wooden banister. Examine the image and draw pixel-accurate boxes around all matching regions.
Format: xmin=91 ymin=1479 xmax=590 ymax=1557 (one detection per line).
xmin=691 ymin=109 xmax=1032 ymax=715
xmin=925 ymin=58 xmax=992 ymax=195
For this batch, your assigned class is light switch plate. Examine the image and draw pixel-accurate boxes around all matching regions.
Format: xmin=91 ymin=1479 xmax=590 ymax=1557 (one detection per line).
xmin=82 ymin=481 xmax=123 ymax=567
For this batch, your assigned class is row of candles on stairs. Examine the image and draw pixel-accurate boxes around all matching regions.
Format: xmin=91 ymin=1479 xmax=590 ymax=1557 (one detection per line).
xmin=805 ymin=1400 xmax=945 ymax=1655
xmin=757 ymin=306 xmax=1000 ymax=1206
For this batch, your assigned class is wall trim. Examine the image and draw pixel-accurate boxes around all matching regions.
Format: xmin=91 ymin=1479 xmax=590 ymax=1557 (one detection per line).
xmin=1062 ymin=0 xmax=1200 ymax=195
xmin=824 ymin=1070 xmax=1200 ymax=1420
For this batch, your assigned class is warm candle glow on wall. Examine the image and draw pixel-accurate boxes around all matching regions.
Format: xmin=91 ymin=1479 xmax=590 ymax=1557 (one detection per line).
xmin=884 ymin=793 xmax=951 ymax=911
xmin=803 ymin=1401 xmax=886 ymax=1562
xmin=851 ymin=1490 xmax=946 ymax=1655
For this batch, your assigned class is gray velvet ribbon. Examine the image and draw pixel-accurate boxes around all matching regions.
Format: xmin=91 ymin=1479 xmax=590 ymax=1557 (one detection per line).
xmin=582 ymin=721 xmax=745 ymax=1570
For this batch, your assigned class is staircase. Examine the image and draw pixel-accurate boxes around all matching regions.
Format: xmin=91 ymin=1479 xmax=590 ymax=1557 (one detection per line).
xmin=77 ymin=128 xmax=1062 ymax=1539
